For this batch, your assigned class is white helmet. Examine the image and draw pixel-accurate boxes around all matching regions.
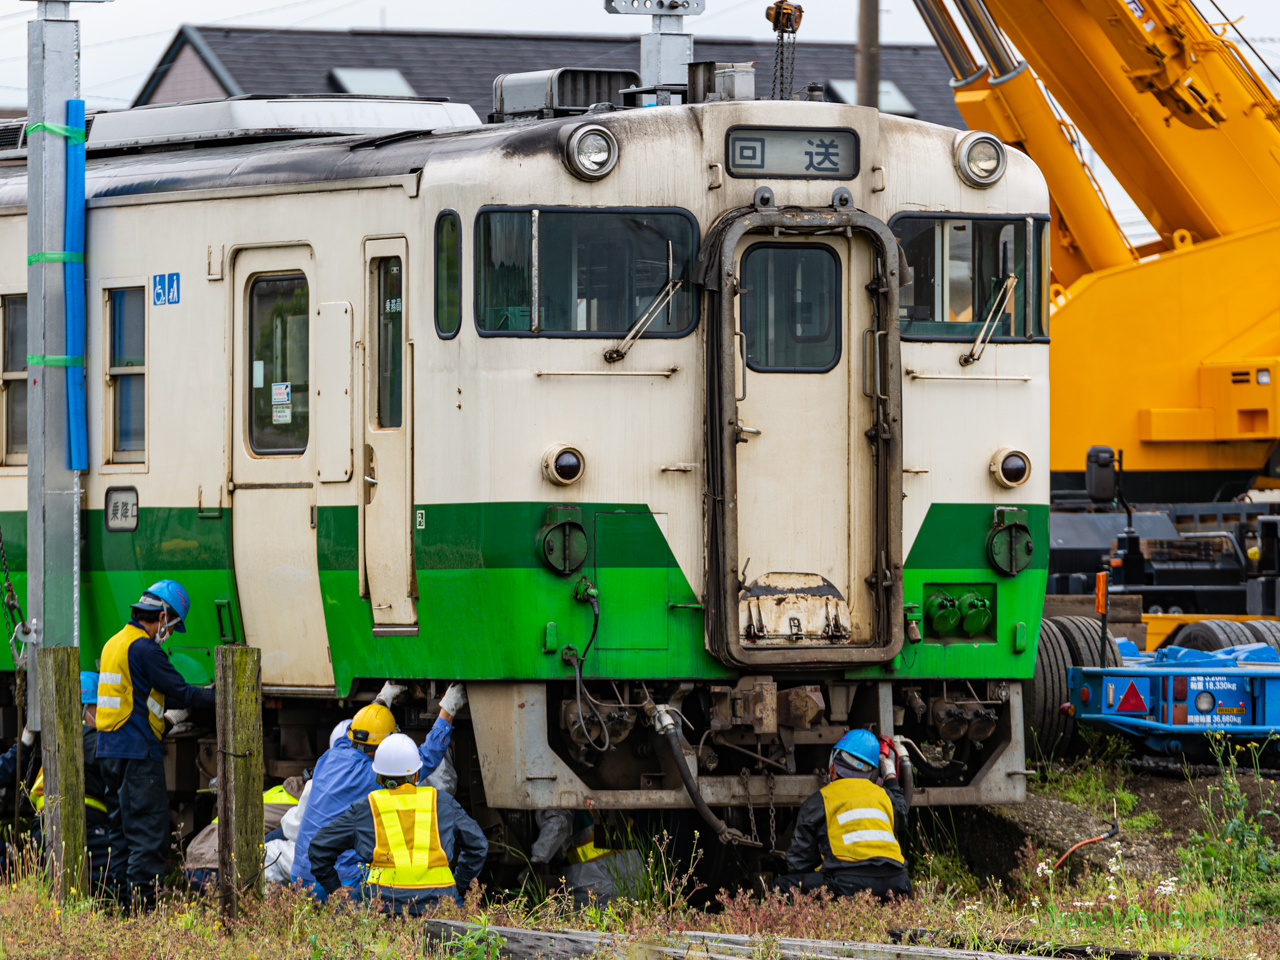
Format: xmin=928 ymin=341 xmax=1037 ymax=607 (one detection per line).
xmin=329 ymin=719 xmax=352 ymax=750
xmin=372 ymin=733 xmax=423 ymax=779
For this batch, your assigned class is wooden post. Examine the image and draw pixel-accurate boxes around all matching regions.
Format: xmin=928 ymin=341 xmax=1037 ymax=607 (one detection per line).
xmin=215 ymin=644 xmax=263 ymax=919
xmin=36 ymin=645 xmax=84 ymax=901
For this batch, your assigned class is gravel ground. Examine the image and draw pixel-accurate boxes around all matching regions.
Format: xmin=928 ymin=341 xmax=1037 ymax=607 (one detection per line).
xmin=939 ymin=764 xmax=1280 ymax=886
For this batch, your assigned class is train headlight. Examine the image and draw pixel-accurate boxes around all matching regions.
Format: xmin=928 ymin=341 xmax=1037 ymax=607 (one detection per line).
xmin=990 ymin=448 xmax=1031 ymax=488
xmin=1195 ymin=691 xmax=1215 ymax=714
xmin=954 ymin=131 xmax=1007 ymax=189
xmin=565 ymin=124 xmax=619 ymax=181
xmin=543 ymin=444 xmax=586 ymax=485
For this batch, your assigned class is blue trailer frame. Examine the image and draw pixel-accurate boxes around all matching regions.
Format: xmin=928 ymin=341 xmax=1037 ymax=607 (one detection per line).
xmin=1067 ymin=641 xmax=1280 ymax=754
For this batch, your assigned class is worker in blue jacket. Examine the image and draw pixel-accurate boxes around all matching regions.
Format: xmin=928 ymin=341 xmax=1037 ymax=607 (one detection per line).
xmin=96 ymin=580 xmax=216 ymax=910
xmin=308 ymin=733 xmax=487 ymax=914
xmin=290 ymin=681 xmax=465 ymax=898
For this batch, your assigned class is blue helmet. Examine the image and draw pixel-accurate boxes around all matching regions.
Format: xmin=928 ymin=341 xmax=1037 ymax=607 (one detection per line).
xmin=831 ymin=728 xmax=880 ymax=771
xmin=133 ymin=579 xmax=190 ymax=633
xmin=80 ymin=671 xmax=99 ymax=705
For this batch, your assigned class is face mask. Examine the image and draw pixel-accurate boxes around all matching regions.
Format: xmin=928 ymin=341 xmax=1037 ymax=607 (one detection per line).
xmin=156 ymin=614 xmax=173 ymax=643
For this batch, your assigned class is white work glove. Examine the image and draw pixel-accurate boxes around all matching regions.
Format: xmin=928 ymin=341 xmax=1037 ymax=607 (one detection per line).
xmin=375 ymin=681 xmax=408 ymax=707
xmin=20 ymin=727 xmax=34 ymax=747
xmin=438 ymin=682 xmax=467 ymax=719
xmin=164 ymin=709 xmax=193 ymax=736
xmin=878 ymin=755 xmax=897 ymax=780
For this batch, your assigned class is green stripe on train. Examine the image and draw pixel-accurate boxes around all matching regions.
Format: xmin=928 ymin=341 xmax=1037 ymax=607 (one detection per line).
xmin=0 ymin=501 xmax=1047 ymax=689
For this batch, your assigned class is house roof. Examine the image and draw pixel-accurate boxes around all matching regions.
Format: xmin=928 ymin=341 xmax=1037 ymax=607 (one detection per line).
xmin=135 ymin=25 xmax=965 ymax=129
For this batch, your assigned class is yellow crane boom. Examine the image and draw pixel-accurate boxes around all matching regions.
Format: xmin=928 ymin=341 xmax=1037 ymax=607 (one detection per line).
xmin=912 ymin=0 xmax=1280 ymax=501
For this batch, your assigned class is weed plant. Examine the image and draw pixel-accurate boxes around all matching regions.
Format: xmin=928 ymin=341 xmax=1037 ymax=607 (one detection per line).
xmin=2 ymin=745 xmax=1280 ymax=958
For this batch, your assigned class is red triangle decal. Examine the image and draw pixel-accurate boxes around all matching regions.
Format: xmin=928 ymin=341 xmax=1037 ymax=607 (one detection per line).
xmin=1116 ymin=681 xmax=1147 ymax=713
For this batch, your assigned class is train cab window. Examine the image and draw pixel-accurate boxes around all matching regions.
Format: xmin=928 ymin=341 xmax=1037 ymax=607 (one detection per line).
xmin=1 ymin=295 xmax=26 ymax=462
xmin=475 ymin=208 xmax=695 ymax=336
xmin=377 ymin=258 xmax=403 ymax=429
xmin=248 ymin=275 xmax=309 ymax=455
xmin=435 ymin=211 xmax=461 ymax=338
xmin=476 ymin=212 xmax=532 ymax=331
xmin=108 ymin=287 xmax=146 ymax=463
xmin=739 ymin=244 xmax=840 ymax=372
xmin=892 ymin=215 xmax=1045 ymax=339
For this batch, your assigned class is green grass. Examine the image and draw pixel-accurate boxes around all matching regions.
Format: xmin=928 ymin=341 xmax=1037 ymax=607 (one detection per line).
xmin=2 ymin=738 xmax=1279 ymax=959
xmin=1121 ymin=810 xmax=1161 ymax=832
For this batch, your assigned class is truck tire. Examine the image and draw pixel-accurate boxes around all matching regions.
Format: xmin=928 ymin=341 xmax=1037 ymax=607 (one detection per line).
xmin=1028 ymin=618 xmax=1075 ymax=760
xmin=1162 ymin=619 xmax=1252 ymax=651
xmin=1052 ymin=615 xmax=1123 ymax=670
xmin=1242 ymin=619 xmax=1280 ymax=652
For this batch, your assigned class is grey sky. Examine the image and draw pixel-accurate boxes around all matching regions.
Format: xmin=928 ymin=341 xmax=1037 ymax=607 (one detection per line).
xmin=0 ymin=0 xmax=1275 ymax=111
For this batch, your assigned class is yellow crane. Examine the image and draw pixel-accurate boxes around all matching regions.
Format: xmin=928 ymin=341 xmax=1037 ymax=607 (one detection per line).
xmin=912 ymin=0 xmax=1280 ymax=501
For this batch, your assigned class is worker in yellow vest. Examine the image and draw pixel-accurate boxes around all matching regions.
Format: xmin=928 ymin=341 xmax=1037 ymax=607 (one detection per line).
xmin=773 ymin=729 xmax=910 ymax=901
xmin=27 ymin=671 xmax=124 ymax=897
xmin=308 ymin=733 xmax=488 ymax=915
xmin=96 ymin=580 xmax=215 ymax=910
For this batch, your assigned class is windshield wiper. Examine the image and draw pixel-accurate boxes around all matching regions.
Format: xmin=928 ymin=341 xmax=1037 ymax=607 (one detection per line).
xmin=960 ymin=272 xmax=1017 ymax=367
xmin=605 ymin=241 xmax=681 ymax=363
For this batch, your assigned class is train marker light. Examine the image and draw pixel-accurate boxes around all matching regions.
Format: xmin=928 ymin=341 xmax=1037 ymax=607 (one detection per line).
xmin=954 ymin=131 xmax=1007 ymax=189
xmin=990 ymin=447 xmax=1030 ymax=488
xmin=542 ymin=444 xmax=586 ymax=485
xmin=1195 ymin=690 xmax=1215 ymax=713
xmin=565 ymin=124 xmax=619 ymax=181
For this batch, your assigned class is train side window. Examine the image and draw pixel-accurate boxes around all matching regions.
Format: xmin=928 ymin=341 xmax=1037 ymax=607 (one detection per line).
xmin=377 ymin=258 xmax=403 ymax=429
xmin=248 ymin=274 xmax=309 ymax=455
xmin=1 ymin=295 xmax=26 ymax=464
xmin=474 ymin=208 xmax=697 ymax=337
xmin=435 ymin=211 xmax=461 ymax=338
xmin=893 ymin=214 xmax=1044 ymax=339
xmin=476 ymin=211 xmax=532 ymax=331
xmin=108 ymin=287 xmax=146 ymax=463
xmin=739 ymin=244 xmax=841 ymax=372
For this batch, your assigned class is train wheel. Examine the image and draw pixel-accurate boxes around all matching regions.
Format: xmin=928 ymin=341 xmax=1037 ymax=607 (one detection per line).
xmin=1028 ymin=618 xmax=1075 ymax=761
xmin=1242 ymin=619 xmax=1280 ymax=652
xmin=1161 ymin=619 xmax=1253 ymax=651
xmin=1052 ymin=615 xmax=1123 ymax=670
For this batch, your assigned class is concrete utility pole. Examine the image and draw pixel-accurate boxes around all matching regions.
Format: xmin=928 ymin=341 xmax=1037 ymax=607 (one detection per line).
xmin=857 ymin=0 xmax=880 ymax=109
xmin=26 ymin=0 xmax=111 ymax=900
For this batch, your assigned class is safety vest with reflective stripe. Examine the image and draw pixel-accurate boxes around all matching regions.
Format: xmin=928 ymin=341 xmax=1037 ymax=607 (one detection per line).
xmin=565 ymin=838 xmax=613 ymax=864
xmin=31 ymin=770 xmax=108 ymax=815
xmin=262 ymin=784 xmax=299 ymax=806
xmin=365 ymin=784 xmax=455 ymax=890
xmin=96 ymin=623 xmax=166 ymax=741
xmin=821 ymin=776 xmax=904 ymax=866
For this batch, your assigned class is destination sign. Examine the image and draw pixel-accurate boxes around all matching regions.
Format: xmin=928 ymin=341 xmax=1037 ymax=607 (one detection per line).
xmin=725 ymin=127 xmax=859 ymax=180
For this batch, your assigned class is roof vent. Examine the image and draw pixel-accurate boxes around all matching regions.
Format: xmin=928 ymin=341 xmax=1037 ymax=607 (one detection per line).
xmin=0 ymin=97 xmax=480 ymax=156
xmin=330 ymin=67 xmax=418 ymax=98
xmin=491 ymin=68 xmax=640 ymax=123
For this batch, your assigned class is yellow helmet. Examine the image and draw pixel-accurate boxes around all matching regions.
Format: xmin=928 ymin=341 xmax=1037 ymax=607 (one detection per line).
xmin=348 ymin=703 xmax=397 ymax=747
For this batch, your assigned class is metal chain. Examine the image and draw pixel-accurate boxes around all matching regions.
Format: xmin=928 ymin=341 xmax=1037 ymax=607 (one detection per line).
xmin=772 ymin=30 xmax=785 ymax=100
xmin=740 ymin=768 xmax=760 ymax=845
xmin=767 ymin=769 xmax=777 ymax=851
xmin=785 ymin=34 xmax=798 ymax=100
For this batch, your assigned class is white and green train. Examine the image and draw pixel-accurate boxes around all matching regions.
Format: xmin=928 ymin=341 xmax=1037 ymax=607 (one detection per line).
xmin=0 ymin=79 xmax=1049 ymax=863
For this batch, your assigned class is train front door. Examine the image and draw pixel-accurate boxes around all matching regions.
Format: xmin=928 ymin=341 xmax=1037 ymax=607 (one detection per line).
xmin=230 ymin=246 xmax=335 ymax=687
xmin=731 ymin=235 xmax=878 ymax=648
xmin=360 ymin=238 xmax=417 ymax=633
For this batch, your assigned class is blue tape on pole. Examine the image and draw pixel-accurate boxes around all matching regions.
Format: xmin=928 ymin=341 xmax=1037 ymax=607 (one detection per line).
xmin=63 ymin=99 xmax=87 ymax=472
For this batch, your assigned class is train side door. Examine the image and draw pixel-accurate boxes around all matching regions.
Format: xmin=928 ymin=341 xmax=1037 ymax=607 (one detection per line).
xmin=360 ymin=238 xmax=417 ymax=632
xmin=732 ymin=236 xmax=877 ymax=646
xmin=230 ymin=246 xmax=335 ymax=687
